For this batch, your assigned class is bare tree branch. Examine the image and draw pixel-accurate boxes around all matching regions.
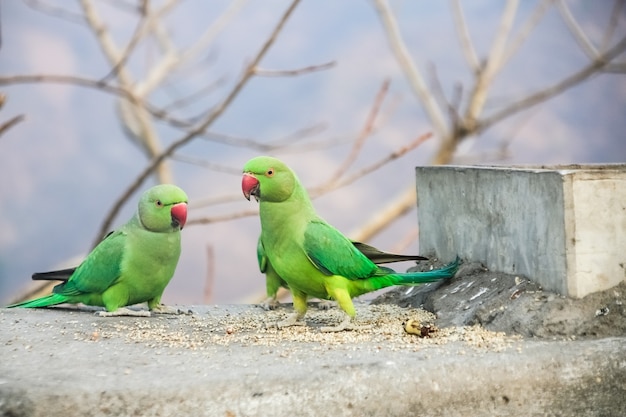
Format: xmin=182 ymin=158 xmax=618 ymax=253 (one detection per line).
xmin=169 ymin=154 xmax=242 ymax=175
xmin=22 ymin=0 xmax=86 ymax=25
xmin=95 ymin=0 xmax=303 ymax=245
xmin=136 ymin=0 xmax=248 ymax=97
xmin=557 ymin=0 xmax=626 ymax=73
xmin=311 ymin=132 xmax=432 ymax=197
xmin=204 ymin=245 xmax=215 ymax=303
xmin=326 ymin=79 xmax=390 ymax=186
xmin=0 ymin=115 xmax=26 ymax=138
xmin=160 ymin=76 xmax=227 ymax=112
xmin=188 ymin=194 xmax=244 ymax=210
xmin=479 ymin=34 xmax=626 ymax=133
xmin=98 ymin=1 xmax=161 ymax=83
xmin=188 ymin=209 xmax=259 ymax=226
xmin=556 ymin=0 xmax=599 ymax=59
xmin=81 ymin=0 xmax=172 ymax=184
xmin=348 ymin=186 xmax=416 ymax=242
xmin=373 ymin=0 xmax=448 ymax=140
xmin=601 ymin=0 xmax=625 ymax=52
xmin=0 ymin=74 xmax=137 ymax=100
xmin=427 ymin=63 xmax=461 ymax=128
xmin=464 ymin=0 xmax=519 ymax=131
xmin=254 ymin=61 xmax=336 ymax=77
xmin=450 ymin=0 xmax=480 ymax=72
xmin=501 ymin=0 xmax=554 ymax=67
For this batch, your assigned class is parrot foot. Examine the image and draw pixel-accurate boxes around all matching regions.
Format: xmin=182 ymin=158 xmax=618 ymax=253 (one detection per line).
xmin=97 ymin=307 xmax=151 ymax=317
xmin=320 ymin=315 xmax=371 ymax=333
xmin=150 ymin=304 xmax=193 ymax=315
xmin=259 ymin=297 xmax=280 ymax=311
xmin=317 ymin=300 xmax=336 ymax=310
xmin=269 ymin=312 xmax=305 ymax=329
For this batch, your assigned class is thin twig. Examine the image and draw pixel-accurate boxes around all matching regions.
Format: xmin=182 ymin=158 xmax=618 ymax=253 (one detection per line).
xmin=161 ymin=76 xmax=227 ymax=112
xmin=22 ymin=0 xmax=86 ymax=25
xmin=478 ymin=34 xmax=626 ymax=133
xmin=187 ymin=209 xmax=260 ymax=226
xmin=199 ymin=123 xmax=328 ymax=151
xmin=204 ymin=245 xmax=215 ymax=303
xmin=263 ymin=123 xmax=328 ymax=147
xmin=99 ymin=0 xmax=160 ymax=83
xmin=82 ymin=0 xmax=172 ymax=183
xmin=170 ymin=154 xmax=242 ymax=175
xmin=348 ymin=186 xmax=417 ymax=242
xmin=502 ymin=0 xmax=554 ymax=66
xmin=327 ymin=79 xmax=390 ymax=185
xmin=373 ymin=0 xmax=448 ymax=139
xmin=188 ymin=194 xmax=244 ymax=210
xmin=464 ymin=0 xmax=519 ymax=130
xmin=136 ymin=0 xmax=247 ymax=96
xmin=311 ymin=132 xmax=432 ymax=196
xmin=95 ymin=0 xmax=303 ymax=244
xmin=253 ymin=61 xmax=336 ymax=77
xmin=601 ymin=0 xmax=624 ymax=52
xmin=0 ymin=115 xmax=26 ymax=137
xmin=427 ymin=63 xmax=461 ymax=129
xmin=556 ymin=0 xmax=598 ymax=59
xmin=450 ymin=0 xmax=480 ymax=72
xmin=0 ymin=74 xmax=133 ymax=98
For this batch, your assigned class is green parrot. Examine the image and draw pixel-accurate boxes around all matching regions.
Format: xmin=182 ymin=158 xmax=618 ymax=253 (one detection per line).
xmin=8 ymin=184 xmax=188 ymax=317
xmin=242 ymin=156 xmax=460 ymax=332
xmin=257 ymin=236 xmax=429 ymax=310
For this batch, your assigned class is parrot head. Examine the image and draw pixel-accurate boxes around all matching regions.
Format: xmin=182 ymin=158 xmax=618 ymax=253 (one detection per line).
xmin=242 ymin=156 xmax=296 ymax=203
xmin=138 ymin=184 xmax=189 ymax=232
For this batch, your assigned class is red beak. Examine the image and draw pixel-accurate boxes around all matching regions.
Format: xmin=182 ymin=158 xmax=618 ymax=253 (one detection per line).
xmin=170 ymin=202 xmax=188 ymax=230
xmin=242 ymin=173 xmax=260 ymax=201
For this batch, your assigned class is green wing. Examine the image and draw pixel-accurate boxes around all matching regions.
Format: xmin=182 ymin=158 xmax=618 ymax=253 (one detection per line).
xmin=257 ymin=236 xmax=268 ymax=273
xmin=54 ymin=230 xmax=126 ymax=297
xmin=303 ymin=220 xmax=378 ymax=280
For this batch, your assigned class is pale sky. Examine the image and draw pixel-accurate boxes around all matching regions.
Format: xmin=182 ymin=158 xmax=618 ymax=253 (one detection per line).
xmin=1 ymin=0 xmax=625 ymax=304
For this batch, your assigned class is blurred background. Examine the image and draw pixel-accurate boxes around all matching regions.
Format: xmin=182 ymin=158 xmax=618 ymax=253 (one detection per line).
xmin=1 ymin=0 xmax=625 ymax=305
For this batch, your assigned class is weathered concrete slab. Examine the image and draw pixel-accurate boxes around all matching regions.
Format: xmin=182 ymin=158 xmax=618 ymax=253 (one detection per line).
xmin=415 ymin=164 xmax=626 ymax=297
xmin=1 ymin=305 xmax=625 ymax=417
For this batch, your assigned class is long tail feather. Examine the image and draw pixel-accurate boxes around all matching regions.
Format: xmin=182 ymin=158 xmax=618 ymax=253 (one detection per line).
xmin=31 ymin=268 xmax=76 ymax=282
xmin=352 ymin=241 xmax=428 ymax=264
xmin=392 ymin=256 xmax=460 ymax=285
xmin=7 ymin=293 xmax=70 ymax=309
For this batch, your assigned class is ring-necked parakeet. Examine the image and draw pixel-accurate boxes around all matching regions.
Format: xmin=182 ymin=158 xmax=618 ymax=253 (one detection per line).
xmin=257 ymin=236 xmax=429 ymax=310
xmin=8 ymin=184 xmax=188 ymax=317
xmin=242 ymin=156 xmax=459 ymax=332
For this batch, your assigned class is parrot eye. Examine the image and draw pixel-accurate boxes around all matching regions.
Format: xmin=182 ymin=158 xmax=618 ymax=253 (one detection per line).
xmin=155 ymin=199 xmax=163 ymax=207
xmin=266 ymin=168 xmax=274 ymax=177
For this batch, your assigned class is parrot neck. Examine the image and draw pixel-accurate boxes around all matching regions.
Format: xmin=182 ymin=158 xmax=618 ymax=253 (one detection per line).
xmin=259 ymin=183 xmax=316 ymax=232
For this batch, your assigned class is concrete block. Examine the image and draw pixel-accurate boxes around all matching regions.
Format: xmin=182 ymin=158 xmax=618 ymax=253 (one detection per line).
xmin=415 ymin=164 xmax=626 ymax=298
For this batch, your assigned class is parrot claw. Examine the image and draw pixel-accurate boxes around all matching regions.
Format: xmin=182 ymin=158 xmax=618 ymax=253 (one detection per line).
xmin=259 ymin=297 xmax=280 ymax=311
xmin=317 ymin=300 xmax=336 ymax=310
xmin=150 ymin=304 xmax=193 ymax=315
xmin=97 ymin=307 xmax=151 ymax=317
xmin=320 ymin=315 xmax=371 ymax=332
xmin=267 ymin=312 xmax=305 ymax=329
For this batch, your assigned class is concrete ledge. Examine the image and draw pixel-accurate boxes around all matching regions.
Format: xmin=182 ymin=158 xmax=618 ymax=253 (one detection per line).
xmin=415 ymin=164 xmax=626 ymax=297
xmin=1 ymin=306 xmax=625 ymax=417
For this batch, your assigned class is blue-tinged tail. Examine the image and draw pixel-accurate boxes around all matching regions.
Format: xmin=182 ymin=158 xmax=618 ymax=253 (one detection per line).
xmin=391 ymin=256 xmax=460 ymax=285
xmin=7 ymin=293 xmax=70 ymax=309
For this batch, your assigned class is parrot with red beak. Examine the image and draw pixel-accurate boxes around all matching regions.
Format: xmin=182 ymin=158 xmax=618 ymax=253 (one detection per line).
xmin=8 ymin=184 xmax=188 ymax=317
xmin=257 ymin=236 xmax=430 ymax=310
xmin=242 ymin=156 xmax=459 ymax=332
